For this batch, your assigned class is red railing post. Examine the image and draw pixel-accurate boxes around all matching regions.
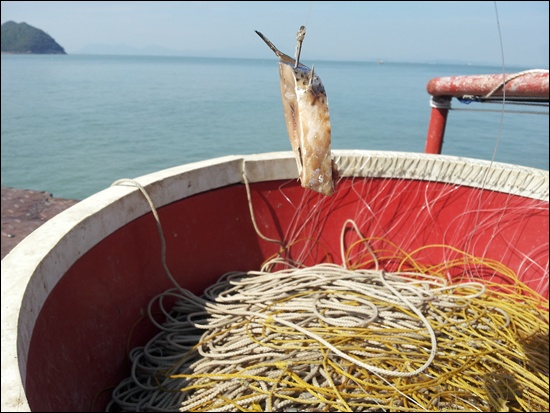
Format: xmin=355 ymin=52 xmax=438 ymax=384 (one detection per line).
xmin=424 ymin=70 xmax=548 ymax=155
xmin=425 ymin=96 xmax=451 ymax=154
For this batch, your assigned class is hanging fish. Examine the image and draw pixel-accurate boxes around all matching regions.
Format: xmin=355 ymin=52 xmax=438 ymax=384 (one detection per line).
xmin=256 ymin=26 xmax=337 ymax=196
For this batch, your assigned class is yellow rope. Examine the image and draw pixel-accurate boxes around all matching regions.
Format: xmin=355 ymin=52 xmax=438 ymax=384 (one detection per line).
xmin=107 ymin=179 xmax=548 ymax=412
xmin=108 ymin=241 xmax=548 ymax=411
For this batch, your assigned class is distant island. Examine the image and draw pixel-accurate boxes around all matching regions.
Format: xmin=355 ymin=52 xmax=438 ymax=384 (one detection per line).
xmin=1 ymin=21 xmax=66 ymax=54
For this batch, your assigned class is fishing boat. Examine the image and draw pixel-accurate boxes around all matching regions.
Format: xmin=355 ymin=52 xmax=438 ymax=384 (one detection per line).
xmin=1 ymin=70 xmax=548 ymax=412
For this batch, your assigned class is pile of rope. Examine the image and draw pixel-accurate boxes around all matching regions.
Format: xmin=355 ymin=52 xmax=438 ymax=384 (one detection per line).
xmin=108 ymin=245 xmax=548 ymax=411
xmin=107 ymin=182 xmax=548 ymax=412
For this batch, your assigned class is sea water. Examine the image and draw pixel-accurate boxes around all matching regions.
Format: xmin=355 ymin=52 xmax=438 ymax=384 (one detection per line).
xmin=1 ymin=54 xmax=548 ymax=200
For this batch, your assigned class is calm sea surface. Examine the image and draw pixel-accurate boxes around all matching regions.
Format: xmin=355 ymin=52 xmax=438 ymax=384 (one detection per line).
xmin=2 ymin=54 xmax=548 ymax=200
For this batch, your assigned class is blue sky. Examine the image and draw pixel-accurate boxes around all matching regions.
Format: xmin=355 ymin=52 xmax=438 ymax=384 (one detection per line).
xmin=2 ymin=1 xmax=548 ymax=67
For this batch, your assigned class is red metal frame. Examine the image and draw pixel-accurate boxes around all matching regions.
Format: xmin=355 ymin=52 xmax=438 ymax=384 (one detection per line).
xmin=425 ymin=98 xmax=450 ymax=154
xmin=425 ymin=71 xmax=549 ymax=154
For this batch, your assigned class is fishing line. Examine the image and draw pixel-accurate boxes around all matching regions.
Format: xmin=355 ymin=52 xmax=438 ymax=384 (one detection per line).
xmin=304 ymin=1 xmax=314 ymax=30
xmin=465 ymin=0 xmax=510 ymax=261
xmin=451 ymin=107 xmax=548 ymax=115
xmin=106 ymin=7 xmax=548 ymax=410
xmin=107 ymin=175 xmax=548 ymax=412
xmin=490 ymin=0 xmax=506 ymax=165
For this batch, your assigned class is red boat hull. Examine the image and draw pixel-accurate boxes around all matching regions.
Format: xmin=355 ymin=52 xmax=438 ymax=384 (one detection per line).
xmin=2 ymin=152 xmax=548 ymax=411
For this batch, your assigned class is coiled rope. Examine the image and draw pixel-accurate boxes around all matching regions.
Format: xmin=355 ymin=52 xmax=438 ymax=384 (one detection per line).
xmin=108 ymin=178 xmax=548 ymax=412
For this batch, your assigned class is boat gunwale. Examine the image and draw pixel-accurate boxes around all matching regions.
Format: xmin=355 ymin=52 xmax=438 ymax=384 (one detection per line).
xmin=1 ymin=150 xmax=548 ymax=412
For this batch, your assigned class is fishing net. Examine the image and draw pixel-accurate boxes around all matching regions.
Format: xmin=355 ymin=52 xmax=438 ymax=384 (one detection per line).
xmin=108 ymin=152 xmax=548 ymax=412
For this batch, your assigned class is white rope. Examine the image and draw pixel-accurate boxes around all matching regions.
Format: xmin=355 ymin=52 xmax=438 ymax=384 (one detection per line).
xmin=107 ymin=175 xmax=546 ymax=412
xmin=107 ymin=253 xmax=501 ymax=412
xmin=241 ymin=161 xmax=284 ymax=248
xmin=105 ymin=179 xmax=449 ymax=411
xmin=430 ymin=95 xmax=452 ymax=109
xmin=483 ymin=69 xmax=549 ymax=99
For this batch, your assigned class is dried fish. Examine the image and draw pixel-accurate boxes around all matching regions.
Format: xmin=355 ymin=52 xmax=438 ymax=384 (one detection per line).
xmin=256 ymin=27 xmax=336 ymax=196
